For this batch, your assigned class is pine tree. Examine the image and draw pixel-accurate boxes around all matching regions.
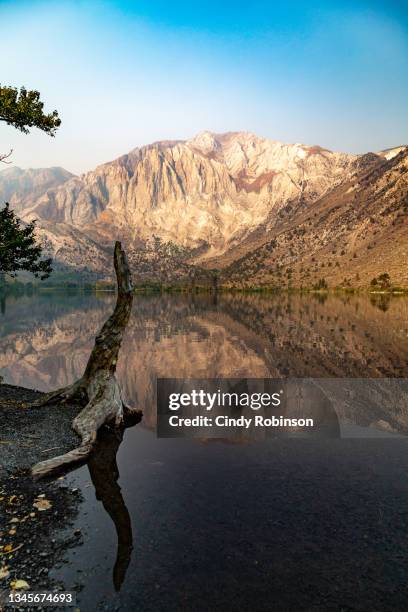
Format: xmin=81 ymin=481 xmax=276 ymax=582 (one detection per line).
xmin=0 ymin=84 xmax=61 ymax=162
xmin=0 ymin=203 xmax=52 ymax=287
xmin=0 ymin=84 xmax=60 ymax=284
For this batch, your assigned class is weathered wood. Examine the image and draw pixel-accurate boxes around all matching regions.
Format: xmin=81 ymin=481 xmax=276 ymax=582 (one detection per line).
xmin=31 ymin=241 xmax=141 ymax=479
xmin=83 ymin=243 xmax=133 ymax=382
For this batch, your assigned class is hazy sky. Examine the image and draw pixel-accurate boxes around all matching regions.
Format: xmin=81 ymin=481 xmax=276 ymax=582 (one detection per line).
xmin=0 ymin=0 xmax=407 ymax=174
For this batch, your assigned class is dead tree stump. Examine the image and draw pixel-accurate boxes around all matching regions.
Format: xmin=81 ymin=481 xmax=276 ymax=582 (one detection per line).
xmin=30 ymin=241 xmax=141 ymax=479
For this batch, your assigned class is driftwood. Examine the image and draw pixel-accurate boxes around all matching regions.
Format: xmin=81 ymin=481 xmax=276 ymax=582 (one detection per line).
xmin=30 ymin=241 xmax=141 ymax=479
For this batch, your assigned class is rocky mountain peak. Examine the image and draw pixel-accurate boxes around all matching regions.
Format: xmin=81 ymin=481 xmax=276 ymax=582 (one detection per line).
xmin=3 ymin=131 xmax=407 ymax=288
xmin=378 ymin=145 xmax=408 ymax=161
xmin=187 ymin=131 xmax=223 ymax=155
xmin=0 ymin=166 xmax=74 ymax=213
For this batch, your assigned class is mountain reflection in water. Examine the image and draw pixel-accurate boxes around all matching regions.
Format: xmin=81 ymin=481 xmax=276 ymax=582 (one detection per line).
xmin=1 ymin=292 xmax=407 ymax=434
xmin=1 ymin=291 xmax=408 ymax=609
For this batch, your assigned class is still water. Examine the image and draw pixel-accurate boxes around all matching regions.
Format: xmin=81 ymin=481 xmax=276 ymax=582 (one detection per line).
xmin=1 ymin=292 xmax=408 ymax=610
xmin=1 ymin=291 xmax=408 ymax=388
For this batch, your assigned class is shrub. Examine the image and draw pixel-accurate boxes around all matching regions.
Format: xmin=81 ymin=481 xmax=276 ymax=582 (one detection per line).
xmin=313 ymin=278 xmax=328 ymax=290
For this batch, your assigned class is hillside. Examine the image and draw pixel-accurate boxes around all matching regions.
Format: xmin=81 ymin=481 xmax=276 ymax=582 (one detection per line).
xmin=1 ymin=132 xmax=406 ymax=287
xmin=219 ymin=149 xmax=408 ymax=289
xmin=0 ymin=166 xmax=73 ymax=213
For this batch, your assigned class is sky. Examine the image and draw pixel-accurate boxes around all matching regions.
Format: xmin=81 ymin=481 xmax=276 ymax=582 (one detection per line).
xmin=0 ymin=0 xmax=407 ymax=174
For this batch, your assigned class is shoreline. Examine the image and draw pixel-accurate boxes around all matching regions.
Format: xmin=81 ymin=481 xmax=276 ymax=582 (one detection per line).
xmin=2 ymin=285 xmax=408 ymax=296
xmin=2 ymin=383 xmax=408 ymax=610
xmin=0 ymin=384 xmax=84 ymax=601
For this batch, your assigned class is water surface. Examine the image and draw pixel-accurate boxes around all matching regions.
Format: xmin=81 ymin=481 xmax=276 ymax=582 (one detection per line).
xmin=1 ymin=292 xmax=408 ymax=610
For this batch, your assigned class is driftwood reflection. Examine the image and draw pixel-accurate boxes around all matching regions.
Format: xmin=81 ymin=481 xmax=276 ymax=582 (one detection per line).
xmin=87 ymin=412 xmax=141 ymax=591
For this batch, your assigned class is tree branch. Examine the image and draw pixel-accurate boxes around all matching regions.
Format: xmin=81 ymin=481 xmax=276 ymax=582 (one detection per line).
xmin=0 ymin=149 xmax=13 ymax=164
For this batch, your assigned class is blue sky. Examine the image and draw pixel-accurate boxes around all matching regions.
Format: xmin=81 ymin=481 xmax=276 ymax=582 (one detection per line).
xmin=0 ymin=0 xmax=407 ymax=173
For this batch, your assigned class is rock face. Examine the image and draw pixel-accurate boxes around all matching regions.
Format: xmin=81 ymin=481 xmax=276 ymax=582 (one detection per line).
xmin=0 ymin=166 xmax=73 ymax=213
xmin=4 ymin=132 xmax=356 ymax=247
xmin=1 ymin=131 xmax=406 ymax=285
xmin=222 ymin=149 xmax=408 ymax=288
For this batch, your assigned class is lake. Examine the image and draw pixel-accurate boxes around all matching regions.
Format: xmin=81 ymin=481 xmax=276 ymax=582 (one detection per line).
xmin=1 ymin=292 xmax=408 ymax=610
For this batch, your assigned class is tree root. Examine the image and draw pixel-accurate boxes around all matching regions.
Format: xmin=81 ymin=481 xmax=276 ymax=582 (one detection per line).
xmin=31 ymin=242 xmax=140 ymax=479
xmin=22 ymin=380 xmax=87 ymax=409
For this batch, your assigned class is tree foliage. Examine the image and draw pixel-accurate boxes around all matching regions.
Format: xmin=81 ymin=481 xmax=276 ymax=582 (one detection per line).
xmin=313 ymin=278 xmax=328 ymax=290
xmin=0 ymin=84 xmax=58 ymax=280
xmin=0 ymin=203 xmax=52 ymax=279
xmin=371 ymin=273 xmax=391 ymax=290
xmin=0 ymin=85 xmax=61 ymax=136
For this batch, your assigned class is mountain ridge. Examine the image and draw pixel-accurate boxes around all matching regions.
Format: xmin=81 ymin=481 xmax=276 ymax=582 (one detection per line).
xmin=1 ymin=131 xmax=407 ymax=287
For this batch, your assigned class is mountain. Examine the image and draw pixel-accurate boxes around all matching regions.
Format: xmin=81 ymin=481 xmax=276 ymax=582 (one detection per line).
xmin=220 ymin=148 xmax=408 ymax=288
xmin=0 ymin=166 xmax=73 ymax=213
xmin=9 ymin=132 xmax=358 ymax=247
xmin=1 ymin=132 xmax=407 ymax=287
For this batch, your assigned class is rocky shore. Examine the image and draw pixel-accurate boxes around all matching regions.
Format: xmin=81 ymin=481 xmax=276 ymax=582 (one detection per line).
xmin=0 ymin=384 xmax=83 ymax=608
